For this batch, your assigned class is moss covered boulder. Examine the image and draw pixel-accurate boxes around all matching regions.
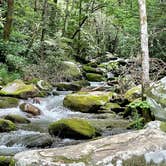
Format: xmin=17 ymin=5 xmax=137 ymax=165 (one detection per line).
xmin=0 ymin=119 xmax=16 ymax=132
xmin=86 ymin=73 xmax=105 ymax=82
xmin=0 ymin=80 xmax=39 ymax=99
xmin=83 ymin=65 xmax=103 ymax=74
xmin=63 ymin=61 xmax=82 ymax=80
xmin=3 ymin=114 xmax=30 ymax=124
xmin=0 ymin=156 xmax=15 ymax=166
xmin=146 ymin=77 xmax=166 ymax=121
xmin=63 ymin=91 xmax=113 ymax=113
xmin=19 ymin=103 xmax=41 ymax=116
xmin=56 ymin=80 xmax=90 ymax=91
xmin=0 ymin=97 xmax=19 ymax=108
xmin=100 ymin=102 xmax=122 ymax=113
xmin=124 ymin=85 xmax=141 ymax=102
xmin=48 ymin=118 xmax=99 ymax=139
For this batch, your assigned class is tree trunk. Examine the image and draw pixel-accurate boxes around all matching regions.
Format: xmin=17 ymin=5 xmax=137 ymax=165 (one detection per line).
xmin=62 ymin=0 xmax=69 ymax=36
xmin=40 ymin=0 xmax=48 ymax=60
xmin=3 ymin=0 xmax=14 ymax=42
xmin=138 ymin=0 xmax=150 ymax=100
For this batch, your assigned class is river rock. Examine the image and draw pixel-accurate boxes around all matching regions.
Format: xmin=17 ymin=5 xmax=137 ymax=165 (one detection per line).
xmin=63 ymin=91 xmax=113 ymax=113
xmin=0 ymin=80 xmax=39 ymax=99
xmin=63 ymin=61 xmax=82 ymax=80
xmin=146 ymin=77 xmax=166 ymax=121
xmin=0 ymin=97 xmax=19 ymax=108
xmin=19 ymin=103 xmax=41 ymax=116
xmin=0 ymin=156 xmax=14 ymax=166
xmin=0 ymin=130 xmax=53 ymax=149
xmin=124 ymin=85 xmax=141 ymax=102
xmin=49 ymin=118 xmax=100 ymax=139
xmin=86 ymin=73 xmax=105 ymax=82
xmin=14 ymin=121 xmax=166 ymax=166
xmin=83 ymin=65 xmax=103 ymax=74
xmin=3 ymin=114 xmax=30 ymax=124
xmin=0 ymin=119 xmax=16 ymax=132
xmin=56 ymin=80 xmax=90 ymax=91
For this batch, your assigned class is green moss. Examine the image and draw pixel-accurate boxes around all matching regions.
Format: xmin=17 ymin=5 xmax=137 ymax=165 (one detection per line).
xmin=48 ymin=118 xmax=99 ymax=139
xmin=0 ymin=97 xmax=19 ymax=108
xmin=160 ymin=122 xmax=166 ymax=132
xmin=63 ymin=91 xmax=113 ymax=113
xmin=100 ymin=102 xmax=121 ymax=113
xmin=0 ymin=119 xmax=16 ymax=132
xmin=86 ymin=73 xmax=105 ymax=82
xmin=0 ymin=156 xmax=15 ymax=166
xmin=3 ymin=114 xmax=30 ymax=124
xmin=83 ymin=65 xmax=103 ymax=74
xmin=0 ymin=80 xmax=39 ymax=99
xmin=124 ymin=85 xmax=141 ymax=102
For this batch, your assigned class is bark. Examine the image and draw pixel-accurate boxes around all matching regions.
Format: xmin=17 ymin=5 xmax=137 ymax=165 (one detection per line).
xmin=138 ymin=0 xmax=150 ymax=100
xmin=40 ymin=0 xmax=48 ymax=59
xmin=3 ymin=0 xmax=14 ymax=41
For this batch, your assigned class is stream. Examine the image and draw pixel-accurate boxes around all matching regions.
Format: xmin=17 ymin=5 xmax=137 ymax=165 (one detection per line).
xmin=0 ymin=82 xmax=128 ymax=156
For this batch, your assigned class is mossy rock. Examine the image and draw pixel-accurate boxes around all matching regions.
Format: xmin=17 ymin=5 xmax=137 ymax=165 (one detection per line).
xmin=86 ymin=73 xmax=105 ymax=82
xmin=127 ymin=118 xmax=145 ymax=130
xmin=160 ymin=122 xmax=166 ymax=132
xmin=0 ymin=97 xmax=19 ymax=108
xmin=100 ymin=102 xmax=122 ymax=113
xmin=146 ymin=77 xmax=166 ymax=121
xmin=124 ymin=85 xmax=141 ymax=102
xmin=124 ymin=101 xmax=154 ymax=122
xmin=48 ymin=118 xmax=100 ymax=139
xmin=0 ymin=156 xmax=15 ymax=166
xmin=83 ymin=65 xmax=103 ymax=74
xmin=56 ymin=80 xmax=90 ymax=91
xmin=63 ymin=61 xmax=82 ymax=81
xmin=3 ymin=114 xmax=30 ymax=124
xmin=0 ymin=80 xmax=40 ymax=99
xmin=63 ymin=91 xmax=113 ymax=113
xmin=0 ymin=119 xmax=16 ymax=132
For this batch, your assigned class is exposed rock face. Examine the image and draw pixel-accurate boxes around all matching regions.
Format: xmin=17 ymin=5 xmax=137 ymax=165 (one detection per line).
xmin=48 ymin=118 xmax=99 ymax=139
xmin=19 ymin=103 xmax=41 ymax=116
xmin=0 ymin=80 xmax=39 ymax=99
xmin=63 ymin=91 xmax=113 ymax=113
xmin=0 ymin=97 xmax=19 ymax=108
xmin=14 ymin=121 xmax=166 ymax=166
xmin=146 ymin=77 xmax=166 ymax=121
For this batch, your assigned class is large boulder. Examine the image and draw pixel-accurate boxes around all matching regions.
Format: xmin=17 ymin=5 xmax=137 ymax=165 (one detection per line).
xmin=146 ymin=77 xmax=166 ymax=121
xmin=0 ymin=80 xmax=39 ymax=99
xmin=63 ymin=61 xmax=82 ymax=80
xmin=19 ymin=103 xmax=41 ymax=116
xmin=0 ymin=97 xmax=19 ymax=108
xmin=0 ymin=119 xmax=16 ymax=132
xmin=48 ymin=118 xmax=99 ymax=139
xmin=14 ymin=121 xmax=166 ymax=166
xmin=63 ymin=91 xmax=113 ymax=113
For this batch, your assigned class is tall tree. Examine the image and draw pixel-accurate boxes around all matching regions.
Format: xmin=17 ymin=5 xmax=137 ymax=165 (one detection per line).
xmin=138 ymin=0 xmax=149 ymax=99
xmin=3 ymin=0 xmax=14 ymax=41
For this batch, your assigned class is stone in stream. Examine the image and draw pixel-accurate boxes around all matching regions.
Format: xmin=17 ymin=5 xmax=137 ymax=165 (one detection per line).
xmin=0 ymin=97 xmax=19 ymax=108
xmin=146 ymin=77 xmax=166 ymax=121
xmin=19 ymin=103 xmax=41 ymax=116
xmin=14 ymin=121 xmax=166 ymax=166
xmin=86 ymin=73 xmax=105 ymax=82
xmin=63 ymin=91 xmax=113 ymax=113
xmin=56 ymin=80 xmax=90 ymax=91
xmin=0 ymin=130 xmax=53 ymax=149
xmin=48 ymin=118 xmax=100 ymax=139
xmin=83 ymin=65 xmax=104 ymax=74
xmin=0 ymin=80 xmax=40 ymax=99
xmin=0 ymin=119 xmax=16 ymax=132
xmin=3 ymin=114 xmax=30 ymax=124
